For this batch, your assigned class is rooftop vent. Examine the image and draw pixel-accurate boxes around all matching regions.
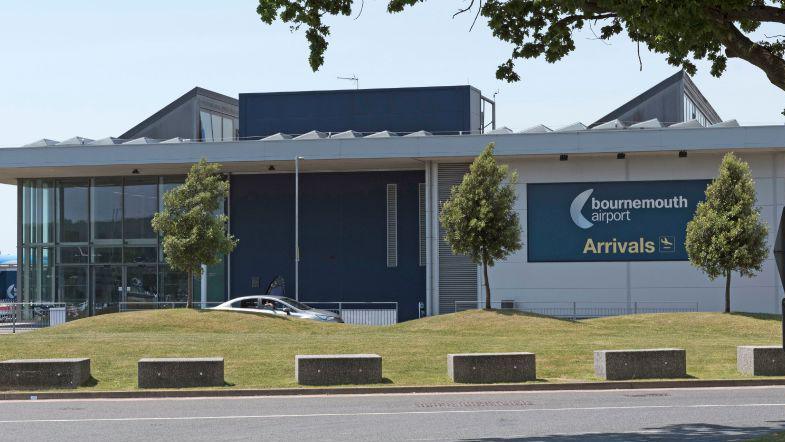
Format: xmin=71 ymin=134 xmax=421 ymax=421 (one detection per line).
xmin=293 ymin=130 xmax=328 ymax=140
xmin=58 ymin=136 xmax=94 ymax=146
xmin=331 ymin=130 xmax=362 ymax=139
xmin=123 ymin=137 xmax=160 ymax=145
xmin=555 ymin=122 xmax=587 ymax=132
xmin=262 ymin=133 xmax=292 ymax=141
xmin=23 ymin=139 xmax=60 ymax=148
xmin=520 ymin=124 xmax=552 ymax=134
xmin=365 ymin=130 xmax=399 ymax=138
xmin=629 ymin=119 xmax=663 ymax=129
xmin=403 ymin=130 xmax=432 ymax=137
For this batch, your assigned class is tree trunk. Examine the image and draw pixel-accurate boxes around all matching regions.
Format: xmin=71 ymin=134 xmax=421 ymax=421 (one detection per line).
xmin=724 ymin=269 xmax=732 ymax=314
xmin=482 ymin=259 xmax=491 ymax=310
xmin=187 ymin=270 xmax=194 ymax=309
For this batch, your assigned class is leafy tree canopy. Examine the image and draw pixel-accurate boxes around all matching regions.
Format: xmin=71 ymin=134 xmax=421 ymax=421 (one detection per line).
xmin=685 ymin=152 xmax=768 ymax=312
xmin=152 ymin=159 xmax=238 ymax=307
xmin=257 ymin=0 xmax=785 ymax=95
xmin=440 ymin=143 xmax=522 ymax=308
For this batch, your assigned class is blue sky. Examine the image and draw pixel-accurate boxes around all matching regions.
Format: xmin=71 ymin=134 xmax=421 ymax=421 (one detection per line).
xmin=0 ymin=0 xmax=783 ymax=254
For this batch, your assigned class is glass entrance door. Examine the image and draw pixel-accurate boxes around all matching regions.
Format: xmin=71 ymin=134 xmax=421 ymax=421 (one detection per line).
xmin=93 ymin=265 xmax=122 ymax=315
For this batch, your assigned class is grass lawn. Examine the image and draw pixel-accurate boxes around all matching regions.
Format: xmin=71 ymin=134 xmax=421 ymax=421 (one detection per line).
xmin=0 ymin=309 xmax=781 ymax=390
xmin=748 ymin=433 xmax=785 ymax=441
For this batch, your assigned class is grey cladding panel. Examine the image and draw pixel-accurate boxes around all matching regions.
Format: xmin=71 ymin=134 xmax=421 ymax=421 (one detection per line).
xmin=438 ymin=163 xmax=477 ymax=313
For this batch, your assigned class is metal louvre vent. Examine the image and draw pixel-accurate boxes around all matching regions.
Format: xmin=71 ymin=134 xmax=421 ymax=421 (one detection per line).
xmin=386 ymin=184 xmax=398 ymax=268
xmin=437 ymin=163 xmax=477 ymax=313
xmin=418 ymin=183 xmax=426 ymax=267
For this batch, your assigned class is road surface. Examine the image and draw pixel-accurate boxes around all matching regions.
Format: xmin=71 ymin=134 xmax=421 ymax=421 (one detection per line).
xmin=1 ymin=386 xmax=784 ymax=441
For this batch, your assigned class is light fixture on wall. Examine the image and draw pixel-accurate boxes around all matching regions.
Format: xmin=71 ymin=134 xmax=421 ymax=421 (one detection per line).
xmin=559 ymin=154 xmax=568 ymax=161
xmin=131 ymin=169 xmax=140 ymax=174
xmin=616 ymin=152 xmax=626 ymax=160
xmin=679 ymin=150 xmax=688 ymax=158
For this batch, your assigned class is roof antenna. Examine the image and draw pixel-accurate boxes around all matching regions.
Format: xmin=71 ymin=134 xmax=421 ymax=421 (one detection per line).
xmin=338 ymin=75 xmax=359 ymax=90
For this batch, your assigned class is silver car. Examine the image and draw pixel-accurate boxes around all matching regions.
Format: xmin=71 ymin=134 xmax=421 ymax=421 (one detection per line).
xmin=211 ymin=295 xmax=343 ymax=323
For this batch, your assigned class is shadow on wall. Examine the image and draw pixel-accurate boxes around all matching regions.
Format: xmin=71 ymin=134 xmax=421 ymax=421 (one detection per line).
xmin=460 ymin=422 xmax=785 ymax=441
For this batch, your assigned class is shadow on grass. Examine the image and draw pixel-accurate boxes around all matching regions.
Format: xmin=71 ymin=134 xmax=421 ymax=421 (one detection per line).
xmin=458 ymin=422 xmax=785 ymax=441
xmin=83 ymin=376 xmax=99 ymax=387
xmin=729 ymin=312 xmax=782 ymax=321
xmin=482 ymin=309 xmax=578 ymax=324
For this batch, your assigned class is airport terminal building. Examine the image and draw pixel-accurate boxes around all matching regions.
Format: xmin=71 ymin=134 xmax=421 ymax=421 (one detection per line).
xmin=2 ymin=72 xmax=785 ymax=321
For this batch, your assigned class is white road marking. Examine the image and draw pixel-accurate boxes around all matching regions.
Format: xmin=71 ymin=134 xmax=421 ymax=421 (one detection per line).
xmin=2 ymin=385 xmax=785 ymax=404
xmin=0 ymin=402 xmax=784 ymax=424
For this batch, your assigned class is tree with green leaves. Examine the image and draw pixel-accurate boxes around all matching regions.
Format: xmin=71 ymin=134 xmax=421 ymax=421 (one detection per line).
xmin=685 ymin=152 xmax=768 ymax=313
xmin=440 ymin=143 xmax=522 ymax=310
xmin=257 ymin=1 xmax=785 ymax=101
xmin=152 ymin=159 xmax=238 ymax=308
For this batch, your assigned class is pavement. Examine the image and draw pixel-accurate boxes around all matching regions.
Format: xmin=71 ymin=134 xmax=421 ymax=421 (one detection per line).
xmin=1 ymin=386 xmax=784 ymax=441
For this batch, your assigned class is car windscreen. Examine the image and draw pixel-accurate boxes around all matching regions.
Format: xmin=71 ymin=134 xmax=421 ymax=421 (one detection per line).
xmin=279 ymin=297 xmax=311 ymax=310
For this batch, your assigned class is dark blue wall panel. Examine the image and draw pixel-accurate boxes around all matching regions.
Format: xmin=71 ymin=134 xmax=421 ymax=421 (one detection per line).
xmin=230 ymin=171 xmax=425 ymax=321
xmin=240 ymin=86 xmax=478 ymax=138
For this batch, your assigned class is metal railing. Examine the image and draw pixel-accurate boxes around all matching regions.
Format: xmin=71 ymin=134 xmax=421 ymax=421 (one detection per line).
xmin=0 ymin=303 xmax=69 ymax=333
xmin=305 ymin=302 xmax=399 ymax=325
xmin=116 ymin=301 xmax=223 ymax=312
xmin=455 ymin=301 xmax=699 ymax=320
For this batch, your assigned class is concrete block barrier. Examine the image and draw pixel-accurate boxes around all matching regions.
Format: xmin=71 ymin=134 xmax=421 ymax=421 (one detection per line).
xmin=594 ymin=349 xmax=686 ymax=380
xmin=448 ymin=353 xmax=536 ymax=384
xmin=296 ymin=354 xmax=382 ymax=385
xmin=138 ymin=358 xmax=224 ymax=389
xmin=738 ymin=346 xmax=785 ymax=376
xmin=0 ymin=358 xmax=91 ymax=389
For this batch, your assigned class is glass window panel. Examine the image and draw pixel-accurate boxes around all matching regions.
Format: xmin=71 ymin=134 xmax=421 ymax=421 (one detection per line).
xmin=200 ymin=111 xmax=213 ymax=142
xmin=58 ymin=179 xmax=89 ymax=243
xmin=92 ymin=178 xmax=123 ymax=242
xmin=93 ymin=266 xmax=122 ymax=315
xmin=23 ymin=180 xmax=54 ymax=245
xmin=125 ymin=265 xmax=159 ymax=307
xmin=58 ymin=266 xmax=89 ymax=319
xmin=92 ymin=246 xmax=123 ymax=264
xmin=222 ymin=117 xmax=233 ymax=141
xmin=58 ymin=246 xmax=89 ymax=264
xmin=123 ymin=177 xmax=157 ymax=240
xmin=211 ymin=114 xmax=222 ymax=141
xmin=22 ymin=180 xmax=31 ymax=245
xmin=162 ymin=265 xmax=188 ymax=303
xmin=40 ymin=247 xmax=53 ymax=303
xmin=124 ymin=246 xmax=157 ymax=264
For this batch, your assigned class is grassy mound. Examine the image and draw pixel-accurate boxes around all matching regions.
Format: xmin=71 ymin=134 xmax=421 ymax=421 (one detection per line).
xmin=0 ymin=309 xmax=780 ymax=390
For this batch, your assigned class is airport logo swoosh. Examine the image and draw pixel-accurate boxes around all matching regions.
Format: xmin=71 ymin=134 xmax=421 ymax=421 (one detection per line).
xmin=570 ymin=189 xmax=594 ymax=229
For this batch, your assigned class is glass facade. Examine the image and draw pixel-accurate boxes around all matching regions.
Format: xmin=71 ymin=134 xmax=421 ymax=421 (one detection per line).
xmin=19 ymin=176 xmax=228 ymax=317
